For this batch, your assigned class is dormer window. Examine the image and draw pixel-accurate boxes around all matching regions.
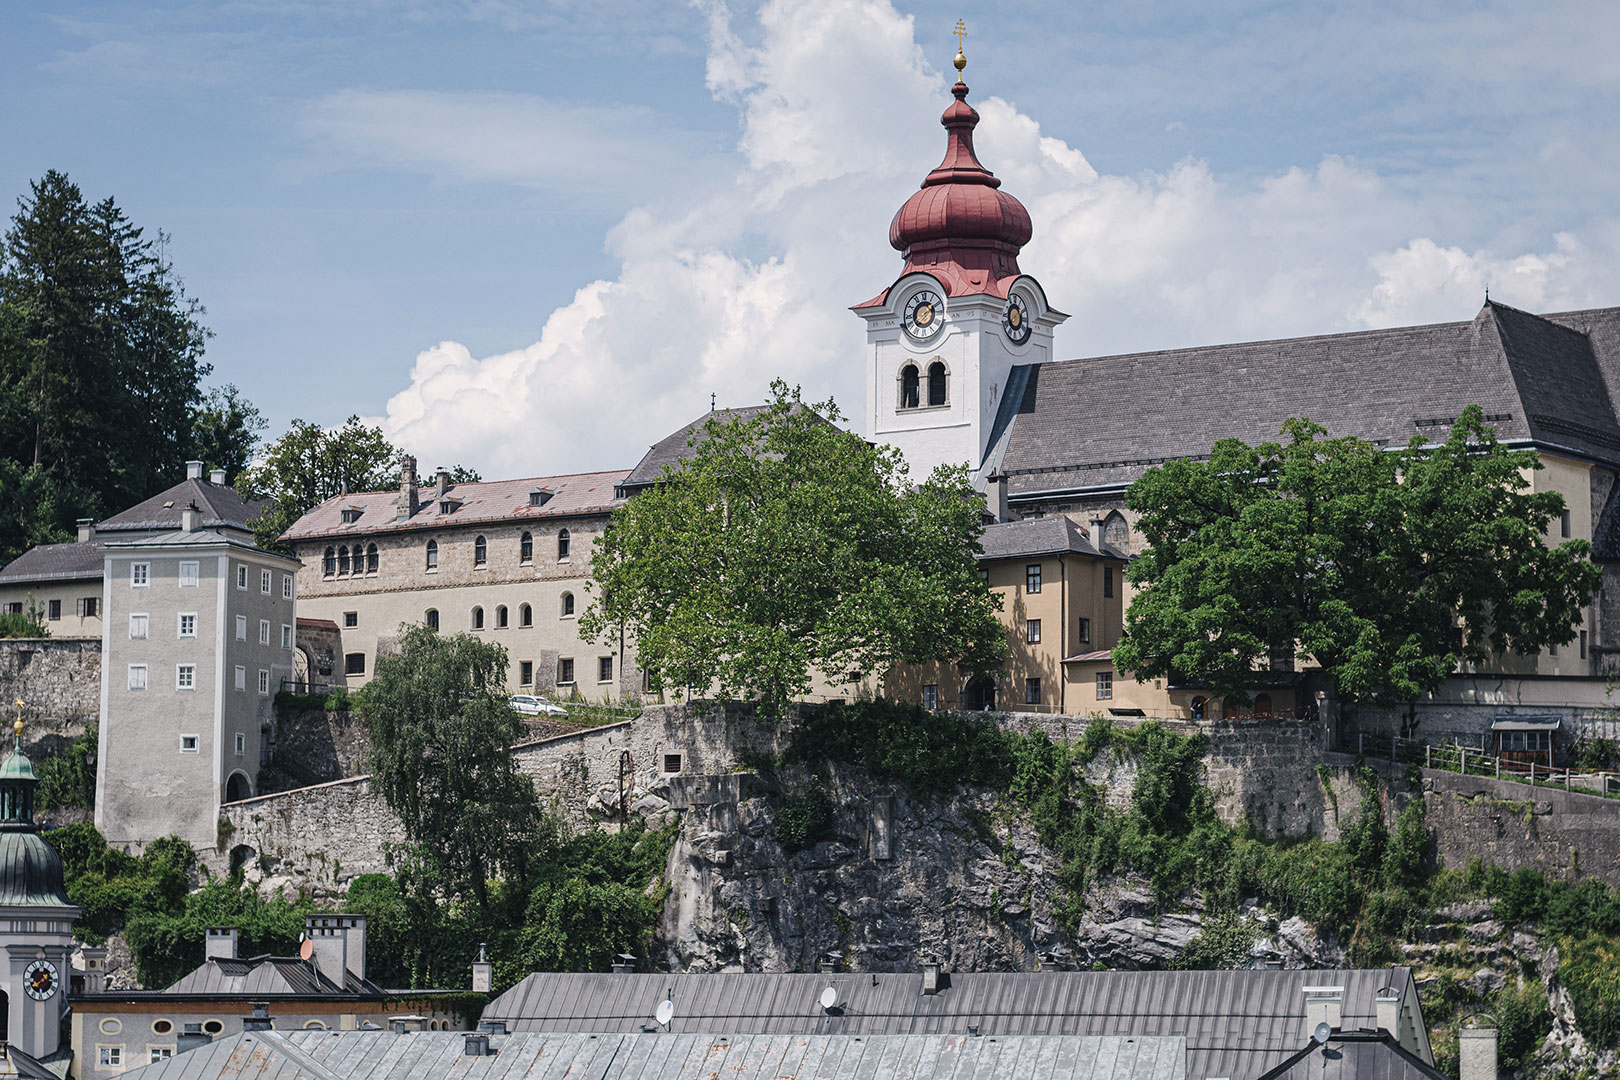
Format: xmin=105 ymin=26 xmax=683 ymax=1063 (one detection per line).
xmin=529 ymin=488 xmax=553 ymax=508
xmin=341 ymin=507 xmax=364 ymax=524
xmin=439 ymin=499 xmax=459 ymax=515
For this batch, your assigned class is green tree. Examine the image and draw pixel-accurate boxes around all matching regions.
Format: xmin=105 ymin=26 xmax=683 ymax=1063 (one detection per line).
xmin=191 ymin=383 xmax=268 ymax=485
xmin=580 ymin=381 xmax=1005 ymax=714
xmin=243 ymin=416 xmax=399 ymax=551
xmin=360 ymin=625 xmax=541 ymax=911
xmin=1114 ymin=408 xmax=1601 ymax=707
xmin=0 ymin=595 xmax=48 ymax=638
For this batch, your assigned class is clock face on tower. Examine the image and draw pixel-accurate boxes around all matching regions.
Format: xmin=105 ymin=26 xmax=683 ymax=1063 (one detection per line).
xmin=1002 ymin=293 xmax=1032 ymax=345
xmin=903 ymin=289 xmax=945 ymax=340
xmin=24 ymin=959 xmax=58 ymax=1000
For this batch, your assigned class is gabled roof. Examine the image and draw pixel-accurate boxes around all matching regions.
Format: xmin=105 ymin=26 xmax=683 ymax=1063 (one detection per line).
xmin=1255 ymin=1029 xmax=1449 ymax=1080
xmin=978 ymin=515 xmax=1116 ymax=561
xmin=115 ymin=1030 xmax=1186 ymax=1080
xmin=480 ymin=968 xmax=1425 ymax=1080
xmin=0 ymin=539 xmax=106 ymax=584
xmin=621 ymin=406 xmax=774 ymax=491
xmin=158 ymin=954 xmax=385 ymax=998
xmin=1001 ymin=303 xmax=1620 ymax=500
xmin=98 ymin=476 xmax=272 ymax=534
xmin=281 ymin=470 xmax=629 ymax=543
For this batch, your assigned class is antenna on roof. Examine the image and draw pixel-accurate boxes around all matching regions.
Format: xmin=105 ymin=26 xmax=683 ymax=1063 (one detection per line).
xmin=710 ymin=392 xmax=716 ymax=413
xmin=1485 ymin=283 xmax=1491 ymax=303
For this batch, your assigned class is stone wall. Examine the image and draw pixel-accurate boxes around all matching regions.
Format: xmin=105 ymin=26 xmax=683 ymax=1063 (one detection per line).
xmin=266 ymin=707 xmax=370 ymax=790
xmin=0 ymin=638 xmax=100 ymax=754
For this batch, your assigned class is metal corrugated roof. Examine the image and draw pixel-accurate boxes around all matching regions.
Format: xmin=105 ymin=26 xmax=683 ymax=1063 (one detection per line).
xmin=479 ymin=970 xmax=1417 ymax=1080
xmin=1255 ymin=1031 xmax=1449 ymax=1080
xmin=153 ymin=956 xmax=385 ymax=998
xmin=115 ymin=1031 xmax=1186 ymax=1080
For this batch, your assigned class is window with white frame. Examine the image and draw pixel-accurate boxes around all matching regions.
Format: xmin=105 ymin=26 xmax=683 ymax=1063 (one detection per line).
xmin=261 ymin=568 xmax=272 ymax=594
xmin=1026 ymin=619 xmax=1042 ymax=644
xmin=179 ymin=561 xmax=199 ymax=587
xmin=178 ymin=613 xmax=197 ymax=638
xmin=235 ymin=733 xmax=246 ymax=755
xmin=131 ymin=562 xmax=149 ymax=587
xmin=235 ymin=614 xmax=247 ymax=640
xmin=1096 ymin=671 xmax=1113 ymax=700
xmin=128 ymin=665 xmax=148 ymax=691
xmin=282 ymin=573 xmax=294 ymax=599
xmin=259 ymin=620 xmax=271 ymax=645
xmin=281 ymin=624 xmax=293 ymax=649
xmin=258 ymin=669 xmax=270 ymax=695
xmin=130 ymin=613 xmax=149 ymax=639
xmin=179 ymin=735 xmax=198 ymax=753
xmin=176 ymin=665 xmax=196 ymax=691
xmin=923 ymin=684 xmax=938 ymax=710
xmin=237 ymin=565 xmax=248 ymax=589
xmin=99 ymin=1047 xmax=122 ymax=1067
xmin=234 ymin=666 xmax=246 ymax=691
xmin=150 ymin=1047 xmax=173 ymax=1063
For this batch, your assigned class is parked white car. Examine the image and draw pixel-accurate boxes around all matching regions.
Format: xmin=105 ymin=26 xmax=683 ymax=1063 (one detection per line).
xmin=508 ymin=694 xmax=569 ymax=718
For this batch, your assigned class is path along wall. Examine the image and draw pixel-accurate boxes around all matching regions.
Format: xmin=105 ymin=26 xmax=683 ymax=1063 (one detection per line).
xmin=0 ymin=638 xmax=100 ymax=753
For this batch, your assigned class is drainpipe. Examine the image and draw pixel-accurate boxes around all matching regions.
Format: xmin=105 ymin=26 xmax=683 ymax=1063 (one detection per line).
xmin=1059 ymin=554 xmax=1067 ymax=715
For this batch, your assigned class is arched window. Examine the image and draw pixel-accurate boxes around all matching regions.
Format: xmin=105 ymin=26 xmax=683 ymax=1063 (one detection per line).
xmin=899 ymin=364 xmax=920 ymax=409
xmin=496 ymin=605 xmax=508 ymax=629
xmin=520 ymin=532 xmax=533 ymax=564
xmin=366 ymin=543 xmax=379 ymax=573
xmin=519 ymin=603 xmax=532 ymax=627
xmin=1252 ymin=693 xmax=1273 ymax=716
xmin=337 ymin=546 xmax=350 ymax=575
xmin=425 ymin=539 xmax=438 ymax=571
xmin=425 ymin=609 xmax=439 ymax=631
xmin=471 ymin=606 xmax=484 ymax=631
xmin=558 ymin=530 xmax=571 ymax=559
xmin=561 ymin=592 xmax=575 ymax=617
xmin=927 ymin=361 xmax=948 ymax=407
xmin=323 ymin=547 xmax=336 ymax=576
xmin=473 ymin=535 xmax=487 ymax=567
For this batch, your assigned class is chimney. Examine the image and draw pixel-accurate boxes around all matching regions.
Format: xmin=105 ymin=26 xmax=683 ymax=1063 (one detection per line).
xmin=305 ymin=913 xmax=368 ymax=986
xmin=177 ymin=1024 xmax=211 ymax=1055
xmin=209 ymin=467 xmax=227 ymax=485
xmin=434 ymin=467 xmax=450 ymax=500
xmin=80 ymin=945 xmax=108 ymax=993
xmin=76 ymin=518 xmax=95 ymax=543
xmin=471 ymin=943 xmax=493 ymax=993
xmin=610 ymin=953 xmax=636 ymax=974
xmin=1090 ymin=518 xmax=1108 ymax=553
xmin=815 ymin=951 xmax=843 ymax=974
xmin=243 ymin=1002 xmax=272 ymax=1032
xmin=181 ymin=502 xmax=200 ymax=533
xmin=1375 ymin=989 xmax=1401 ymax=1039
xmin=205 ymin=926 xmax=239 ymax=961
xmin=186 ymin=460 xmax=204 ymax=480
xmin=479 ymin=1021 xmax=508 ymax=1036
xmin=1459 ymin=1025 xmax=1498 ymax=1080
xmin=397 ymin=455 xmax=420 ymax=520
xmin=986 ymin=474 xmax=1009 ymax=522
xmin=463 ymin=1033 xmax=491 ymax=1056
xmin=922 ymin=960 xmax=943 ymax=995
xmin=1303 ymin=986 xmax=1343 ymax=1032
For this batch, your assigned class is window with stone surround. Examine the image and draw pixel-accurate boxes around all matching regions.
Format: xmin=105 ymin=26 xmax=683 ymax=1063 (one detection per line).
xmin=520 ymin=532 xmax=533 ymax=564
xmin=558 ymin=529 xmax=571 ymax=560
xmin=558 ymin=657 xmax=575 ymax=685
xmin=471 ymin=606 xmax=484 ymax=631
xmin=474 ymin=535 xmax=488 ymax=567
xmin=323 ymin=547 xmax=336 ymax=576
xmin=520 ymin=603 xmax=532 ymax=627
xmin=561 ymin=592 xmax=575 ymax=617
xmin=496 ymin=605 xmax=508 ymax=629
xmin=425 ymin=539 xmax=438 ymax=572
xmin=366 ymin=543 xmax=379 ymax=573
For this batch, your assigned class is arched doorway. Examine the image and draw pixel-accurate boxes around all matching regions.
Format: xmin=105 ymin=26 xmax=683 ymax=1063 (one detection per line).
xmin=293 ymin=646 xmax=311 ymax=692
xmin=963 ymin=675 xmax=997 ymax=712
xmin=225 ymin=772 xmax=253 ymax=803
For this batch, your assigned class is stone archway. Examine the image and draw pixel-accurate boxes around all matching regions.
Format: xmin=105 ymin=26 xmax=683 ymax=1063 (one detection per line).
xmin=225 ymin=771 xmax=253 ymax=803
xmin=293 ymin=646 xmax=312 ymax=692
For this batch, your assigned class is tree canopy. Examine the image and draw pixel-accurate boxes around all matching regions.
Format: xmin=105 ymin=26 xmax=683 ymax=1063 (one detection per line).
xmin=1113 ymin=407 xmax=1602 ymax=707
xmin=580 ymin=382 xmax=1005 ymax=713
xmin=244 ymin=416 xmax=400 ymax=551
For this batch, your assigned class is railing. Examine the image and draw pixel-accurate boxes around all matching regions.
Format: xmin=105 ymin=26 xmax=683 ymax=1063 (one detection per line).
xmin=1347 ymin=730 xmax=1620 ymax=800
xmin=279 ymin=679 xmax=346 ymax=696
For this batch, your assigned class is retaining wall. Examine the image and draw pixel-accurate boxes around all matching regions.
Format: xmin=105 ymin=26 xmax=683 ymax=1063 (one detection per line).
xmin=0 ymin=637 xmax=100 ymax=753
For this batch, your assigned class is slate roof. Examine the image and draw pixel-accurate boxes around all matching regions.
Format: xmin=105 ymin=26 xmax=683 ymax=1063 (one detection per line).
xmin=98 ymin=476 xmax=272 ymax=534
xmin=115 ymin=1030 xmax=1186 ymax=1080
xmin=0 ymin=539 xmax=106 ymax=583
xmin=281 ymin=470 xmax=630 ymax=543
xmin=1001 ymin=303 xmax=1620 ymax=499
xmin=978 ymin=515 xmax=1118 ymax=561
xmin=621 ymin=406 xmax=775 ymax=491
xmin=1256 ymin=1030 xmax=1448 ymax=1080
xmin=480 ymin=968 xmax=1425 ymax=1080
xmin=161 ymin=954 xmax=386 ymax=997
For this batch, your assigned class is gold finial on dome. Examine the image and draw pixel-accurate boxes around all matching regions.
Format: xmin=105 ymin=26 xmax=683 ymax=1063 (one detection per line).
xmin=952 ymin=19 xmax=968 ymax=82
xmin=13 ymin=698 xmax=24 ymax=740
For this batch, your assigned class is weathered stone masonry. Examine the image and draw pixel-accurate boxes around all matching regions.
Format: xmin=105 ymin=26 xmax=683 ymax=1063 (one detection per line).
xmin=0 ymin=638 xmax=100 ymax=754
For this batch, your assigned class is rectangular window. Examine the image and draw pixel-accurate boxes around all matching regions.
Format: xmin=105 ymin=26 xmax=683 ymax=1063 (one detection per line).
xmin=1024 ymin=678 xmax=1042 ymax=705
xmin=151 ymin=1047 xmax=173 ymax=1063
xmin=1077 ymin=617 xmax=1091 ymax=643
xmin=259 ymin=568 xmax=271 ymax=594
xmin=78 ymin=595 xmax=99 ymax=617
xmin=235 ymin=732 xmax=246 ymax=755
xmin=131 ymin=562 xmax=149 ymax=587
xmin=1550 ymin=642 xmax=1558 ymax=657
xmin=520 ymin=660 xmax=534 ymax=686
xmin=1026 ymin=619 xmax=1041 ymax=644
xmin=664 ymin=753 xmax=683 ymax=774
xmin=558 ymin=658 xmax=575 ymax=685
xmin=1581 ymin=630 xmax=1589 ymax=660
xmin=127 ymin=664 xmax=148 ymax=691
xmin=177 ymin=664 xmax=196 ymax=691
xmin=234 ymin=665 xmax=246 ymax=691
xmin=259 ymin=619 xmax=271 ymax=645
xmin=179 ymin=735 xmax=198 ymax=753
xmin=179 ymin=561 xmax=199 ymax=587
xmin=923 ymin=684 xmax=938 ymax=710
xmin=235 ymin=615 xmax=247 ymax=641
xmin=46 ymin=599 xmax=61 ymax=620
xmin=343 ymin=611 xmax=358 ymax=628
xmin=599 ymin=656 xmax=614 ymax=683
xmin=282 ymin=574 xmax=294 ymax=599
xmin=1096 ymin=671 xmax=1113 ymax=700
xmin=281 ymin=624 xmax=294 ymax=649
xmin=99 ymin=1047 xmax=122 ymax=1067
xmin=978 ymin=569 xmax=989 ymax=586
xmin=1562 ymin=509 xmax=1573 ymax=538
xmin=1104 ymin=566 xmax=1115 ymax=598
xmin=237 ymin=565 xmax=248 ymax=590
xmin=258 ymin=669 xmax=270 ymax=695
xmin=4 ymin=602 xmax=19 ymax=614
xmin=130 ymin=614 xmax=149 ymax=640
xmin=178 ymin=613 xmax=197 ymax=638
xmin=1026 ymin=564 xmax=1042 ymax=593
xmin=344 ymin=652 xmax=366 ymax=676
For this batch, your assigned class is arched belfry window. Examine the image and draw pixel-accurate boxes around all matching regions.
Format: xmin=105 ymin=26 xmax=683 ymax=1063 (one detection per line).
xmin=366 ymin=543 xmax=379 ymax=573
xmin=337 ymin=546 xmax=350 ymax=575
xmin=899 ymin=364 xmax=920 ymax=410
xmin=323 ymin=547 xmax=336 ymax=576
xmin=927 ymin=361 xmax=948 ymax=407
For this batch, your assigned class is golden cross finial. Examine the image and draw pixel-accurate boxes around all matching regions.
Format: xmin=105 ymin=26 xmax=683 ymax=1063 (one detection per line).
xmin=952 ymin=19 xmax=968 ymax=80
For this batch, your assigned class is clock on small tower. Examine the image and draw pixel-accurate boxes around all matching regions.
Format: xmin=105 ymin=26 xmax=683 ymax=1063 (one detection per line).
xmin=23 ymin=959 xmax=57 ymax=1000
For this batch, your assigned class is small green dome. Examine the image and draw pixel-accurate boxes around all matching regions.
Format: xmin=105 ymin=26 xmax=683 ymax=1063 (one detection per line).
xmin=0 ymin=748 xmax=36 ymax=781
xmin=0 ymin=831 xmax=71 ymax=907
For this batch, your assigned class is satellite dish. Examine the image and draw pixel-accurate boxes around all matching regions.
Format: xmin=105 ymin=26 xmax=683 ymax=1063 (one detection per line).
xmin=819 ymin=987 xmax=838 ymax=1011
xmin=299 ymin=939 xmax=315 ymax=962
xmin=1312 ymin=1022 xmax=1332 ymax=1045
xmin=655 ymin=1000 xmax=674 ymax=1027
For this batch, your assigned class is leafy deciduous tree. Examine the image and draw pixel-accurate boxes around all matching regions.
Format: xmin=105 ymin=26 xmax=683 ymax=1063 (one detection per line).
xmin=244 ymin=416 xmax=399 ymax=551
xmin=191 ymin=383 xmax=268 ymax=485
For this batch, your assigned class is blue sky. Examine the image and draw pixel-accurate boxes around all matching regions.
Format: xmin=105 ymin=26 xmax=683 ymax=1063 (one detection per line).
xmin=4 ymin=1 xmax=1618 ymax=478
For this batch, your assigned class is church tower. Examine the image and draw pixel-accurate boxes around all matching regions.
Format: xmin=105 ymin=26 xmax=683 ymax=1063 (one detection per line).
xmin=0 ymin=707 xmax=79 ymax=1072
xmin=853 ymin=30 xmax=1065 ymax=488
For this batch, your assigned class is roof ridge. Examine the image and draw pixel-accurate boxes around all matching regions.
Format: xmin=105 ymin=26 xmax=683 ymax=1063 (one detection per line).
xmin=318 ymin=467 xmax=635 ymax=503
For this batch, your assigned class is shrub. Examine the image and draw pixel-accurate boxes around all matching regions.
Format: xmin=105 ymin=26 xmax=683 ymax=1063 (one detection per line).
xmin=36 ymin=724 xmax=98 ymax=812
xmin=1174 ymin=912 xmax=1255 ymax=970
xmin=1557 ymin=934 xmax=1620 ymax=1051
xmin=788 ymin=701 xmax=1012 ymax=797
xmin=1494 ymin=980 xmax=1552 ymax=1070
xmin=775 ymin=779 xmax=834 ymax=851
xmin=1494 ymin=867 xmax=1550 ymax=926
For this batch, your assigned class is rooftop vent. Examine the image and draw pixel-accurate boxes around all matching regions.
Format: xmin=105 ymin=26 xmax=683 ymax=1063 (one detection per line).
xmin=464 ymin=1033 xmax=491 ymax=1056
xmin=479 ymin=1020 xmax=509 ymax=1036
xmin=611 ymin=953 xmax=636 ymax=974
